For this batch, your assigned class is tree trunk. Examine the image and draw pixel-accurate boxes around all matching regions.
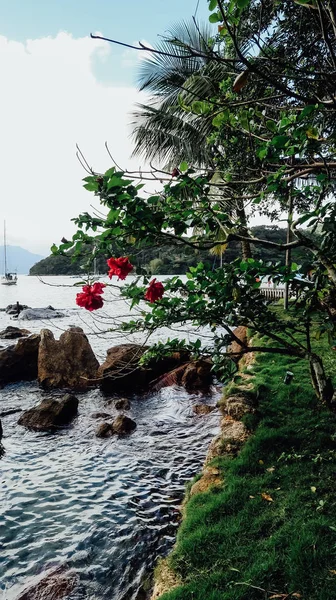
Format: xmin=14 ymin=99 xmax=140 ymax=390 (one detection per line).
xmin=236 ymin=204 xmax=252 ymax=260
xmin=284 ymin=183 xmax=294 ymax=310
xmin=309 ymin=353 xmax=335 ymax=410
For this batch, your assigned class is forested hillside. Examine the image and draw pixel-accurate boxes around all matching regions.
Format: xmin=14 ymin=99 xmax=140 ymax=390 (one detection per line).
xmin=29 ymin=226 xmax=314 ymax=276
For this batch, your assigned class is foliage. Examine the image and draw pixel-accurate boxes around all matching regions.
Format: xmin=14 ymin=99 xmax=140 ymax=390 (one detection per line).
xmin=157 ymin=334 xmax=336 ymax=600
xmin=30 ymin=226 xmax=311 ymax=276
xmin=59 ymin=0 xmax=336 ymax=406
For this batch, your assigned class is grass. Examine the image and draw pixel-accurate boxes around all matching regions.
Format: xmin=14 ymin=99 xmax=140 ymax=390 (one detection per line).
xmin=157 ymin=333 xmax=336 ymax=600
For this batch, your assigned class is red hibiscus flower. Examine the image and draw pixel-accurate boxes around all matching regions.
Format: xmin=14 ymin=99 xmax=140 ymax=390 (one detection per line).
xmin=144 ymin=279 xmax=164 ymax=303
xmin=76 ymin=282 xmax=106 ymax=312
xmin=107 ymin=256 xmax=133 ymax=280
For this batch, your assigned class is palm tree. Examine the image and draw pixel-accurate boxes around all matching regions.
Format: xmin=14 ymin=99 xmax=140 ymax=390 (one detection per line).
xmin=131 ymin=20 xmax=251 ymax=259
xmin=131 ymin=20 xmax=223 ymax=168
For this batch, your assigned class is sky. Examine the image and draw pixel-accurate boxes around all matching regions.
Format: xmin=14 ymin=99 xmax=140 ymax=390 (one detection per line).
xmin=0 ymin=0 xmax=210 ymax=255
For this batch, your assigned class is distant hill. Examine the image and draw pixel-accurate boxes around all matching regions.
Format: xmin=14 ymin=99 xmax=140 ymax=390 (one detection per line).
xmin=29 ymin=226 xmax=318 ymax=277
xmin=0 ymin=245 xmax=45 ymax=275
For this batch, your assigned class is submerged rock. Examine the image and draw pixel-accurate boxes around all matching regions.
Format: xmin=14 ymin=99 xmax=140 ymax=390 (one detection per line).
xmin=115 ymin=398 xmax=131 ymax=410
xmin=38 ymin=327 xmax=99 ymax=390
xmin=18 ymin=394 xmax=78 ymax=431
xmin=95 ymin=422 xmax=114 ymax=438
xmin=0 ymin=326 xmax=31 ymax=339
xmin=5 ymin=303 xmax=29 ymax=315
xmin=20 ymin=308 xmax=65 ymax=320
xmin=112 ymin=414 xmax=136 ymax=434
xmin=14 ymin=565 xmax=78 ymax=600
xmin=90 ymin=412 xmax=111 ymax=419
xmin=0 ymin=408 xmax=23 ymax=417
xmin=95 ymin=415 xmax=136 ymax=438
xmin=0 ymin=334 xmax=40 ymax=386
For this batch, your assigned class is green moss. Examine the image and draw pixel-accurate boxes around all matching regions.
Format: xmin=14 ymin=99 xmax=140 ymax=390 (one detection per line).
xmin=158 ymin=335 xmax=336 ymax=600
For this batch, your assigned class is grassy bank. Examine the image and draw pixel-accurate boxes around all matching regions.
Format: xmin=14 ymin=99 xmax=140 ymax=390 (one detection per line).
xmin=156 ymin=336 xmax=336 ymax=600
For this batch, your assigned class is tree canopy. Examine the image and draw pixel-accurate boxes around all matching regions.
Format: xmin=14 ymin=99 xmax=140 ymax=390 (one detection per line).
xmin=59 ymin=0 xmax=336 ymax=409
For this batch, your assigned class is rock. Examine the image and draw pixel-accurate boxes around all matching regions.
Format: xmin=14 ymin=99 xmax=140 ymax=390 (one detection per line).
xmin=181 ymin=360 xmax=212 ymax=391
xmin=112 ymin=414 xmax=137 ymax=434
xmin=115 ymin=398 xmax=130 ymax=410
xmin=227 ymin=326 xmax=248 ymax=361
xmin=190 ymin=465 xmax=222 ymax=496
xmin=0 ymin=419 xmax=2 ymax=441
xmin=0 ymin=408 xmax=23 ymax=417
xmin=96 ymin=422 xmax=114 ymax=438
xmin=38 ymin=328 xmax=99 ymax=390
xmin=90 ymin=412 xmax=111 ymax=419
xmin=153 ymin=359 xmax=212 ymax=392
xmin=18 ymin=394 xmax=78 ymax=431
xmin=193 ymin=404 xmax=216 ymax=415
xmin=0 ymin=326 xmax=31 ymax=339
xmin=20 ymin=308 xmax=65 ymax=320
xmin=95 ymin=415 xmax=136 ymax=437
xmin=14 ymin=565 xmax=77 ymax=600
xmin=0 ymin=334 xmax=40 ymax=386
xmin=98 ymin=344 xmax=189 ymax=394
xmin=223 ymin=394 xmax=255 ymax=420
xmin=5 ymin=303 xmax=29 ymax=315
xmin=98 ymin=344 xmax=148 ymax=393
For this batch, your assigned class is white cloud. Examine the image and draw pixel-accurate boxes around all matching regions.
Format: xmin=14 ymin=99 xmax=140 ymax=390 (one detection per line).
xmin=121 ymin=39 xmax=154 ymax=69
xmin=0 ymin=32 xmax=147 ymax=254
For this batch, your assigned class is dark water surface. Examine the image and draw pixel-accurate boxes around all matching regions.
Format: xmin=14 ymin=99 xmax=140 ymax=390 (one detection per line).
xmin=0 ymin=276 xmax=220 ymax=599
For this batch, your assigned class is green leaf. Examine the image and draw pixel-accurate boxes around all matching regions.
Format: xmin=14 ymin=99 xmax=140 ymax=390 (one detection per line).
xmin=279 ymin=117 xmax=292 ymax=129
xmin=83 ymin=182 xmax=99 ymax=192
xmin=258 ymin=147 xmax=268 ymax=160
xmin=237 ymin=0 xmax=250 ymax=8
xmin=298 ymin=105 xmax=316 ymax=121
xmin=191 ymin=100 xmax=210 ymax=115
xmin=107 ymin=175 xmax=132 ymax=190
xmin=271 ymin=135 xmax=290 ymax=149
xmin=180 ymin=161 xmax=189 ymax=172
xmin=50 ymin=244 xmax=58 ymax=254
xmin=208 ymin=0 xmax=217 ymax=9
xmin=266 ymin=120 xmax=277 ymax=133
xmin=209 ymin=12 xmax=221 ymax=23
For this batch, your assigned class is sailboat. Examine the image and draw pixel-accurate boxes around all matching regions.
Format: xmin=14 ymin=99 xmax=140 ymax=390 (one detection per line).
xmin=1 ymin=221 xmax=18 ymax=286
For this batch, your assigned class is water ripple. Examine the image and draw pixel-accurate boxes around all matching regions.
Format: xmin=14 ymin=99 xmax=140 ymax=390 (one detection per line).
xmin=0 ymin=382 xmax=219 ymax=600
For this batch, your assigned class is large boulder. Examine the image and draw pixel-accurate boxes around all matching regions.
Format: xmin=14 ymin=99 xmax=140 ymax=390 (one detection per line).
xmin=0 ymin=325 xmax=31 ymax=340
xmin=227 ymin=326 xmax=248 ymax=362
xmin=98 ymin=344 xmax=189 ymax=394
xmin=20 ymin=308 xmax=65 ymax=320
xmin=38 ymin=327 xmax=99 ymax=390
xmin=153 ymin=359 xmax=213 ymax=392
xmin=98 ymin=344 xmax=148 ymax=393
xmin=0 ymin=334 xmax=40 ymax=386
xmin=18 ymin=394 xmax=78 ymax=431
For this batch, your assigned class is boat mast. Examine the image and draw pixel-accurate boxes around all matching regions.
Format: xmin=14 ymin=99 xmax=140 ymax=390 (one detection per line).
xmin=3 ymin=220 xmax=7 ymax=275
